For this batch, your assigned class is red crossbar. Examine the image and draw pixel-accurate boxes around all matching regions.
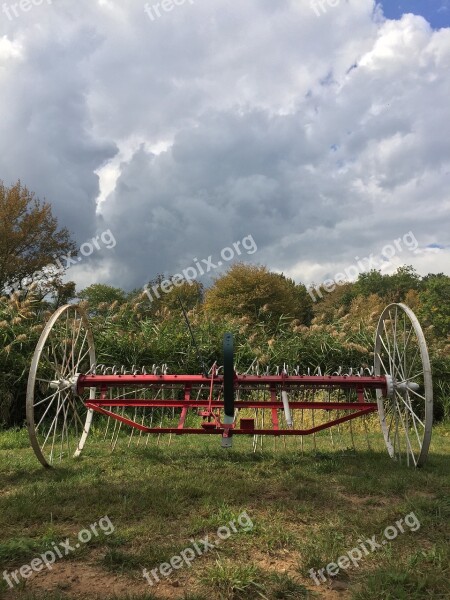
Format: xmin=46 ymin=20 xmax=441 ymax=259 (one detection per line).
xmin=78 ymin=374 xmax=387 ymax=391
xmin=86 ymin=399 xmax=378 ymax=410
xmin=85 ymin=402 xmax=377 ymax=436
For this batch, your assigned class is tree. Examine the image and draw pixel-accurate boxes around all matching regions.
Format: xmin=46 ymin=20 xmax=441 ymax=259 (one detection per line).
xmin=144 ymin=274 xmax=204 ymax=316
xmin=354 ymin=269 xmax=389 ymax=298
xmin=312 ymin=282 xmax=356 ymax=323
xmin=204 ymin=263 xmax=313 ymax=327
xmin=53 ymin=281 xmax=77 ymax=308
xmin=418 ymin=273 xmax=450 ymax=337
xmin=353 ymin=266 xmax=421 ymax=302
xmin=0 ymin=180 xmax=77 ymax=296
xmin=77 ymin=284 xmax=127 ymax=316
xmin=387 ymin=265 xmax=421 ymax=301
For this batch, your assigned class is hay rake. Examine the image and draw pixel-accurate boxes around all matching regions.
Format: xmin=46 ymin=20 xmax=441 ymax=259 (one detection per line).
xmin=26 ymin=303 xmax=433 ymax=468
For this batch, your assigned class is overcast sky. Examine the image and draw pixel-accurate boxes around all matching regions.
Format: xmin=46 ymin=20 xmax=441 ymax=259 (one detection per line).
xmin=1 ymin=0 xmax=449 ymax=292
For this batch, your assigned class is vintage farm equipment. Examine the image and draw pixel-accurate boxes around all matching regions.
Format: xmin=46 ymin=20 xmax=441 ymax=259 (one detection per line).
xmin=26 ymin=303 xmax=433 ymax=468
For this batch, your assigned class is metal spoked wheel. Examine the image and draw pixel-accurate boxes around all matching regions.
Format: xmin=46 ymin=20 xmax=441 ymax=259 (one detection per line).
xmin=375 ymin=303 xmax=433 ymax=467
xmin=26 ymin=304 xmax=96 ymax=467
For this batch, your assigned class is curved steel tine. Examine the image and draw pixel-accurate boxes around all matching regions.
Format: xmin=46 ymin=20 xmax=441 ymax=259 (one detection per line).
xmin=244 ymin=358 xmax=257 ymax=375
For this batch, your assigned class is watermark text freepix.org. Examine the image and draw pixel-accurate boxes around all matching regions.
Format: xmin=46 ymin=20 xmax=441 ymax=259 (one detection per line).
xmin=2 ymin=0 xmax=52 ymax=21
xmin=310 ymin=0 xmax=341 ymax=17
xmin=2 ymin=516 xmax=115 ymax=589
xmin=5 ymin=228 xmax=116 ymax=296
xmin=309 ymin=511 xmax=420 ymax=585
xmin=143 ymin=511 xmax=253 ymax=586
xmin=144 ymin=0 xmax=194 ymax=22
xmin=144 ymin=234 xmax=257 ymax=303
xmin=308 ymin=231 xmax=419 ymax=302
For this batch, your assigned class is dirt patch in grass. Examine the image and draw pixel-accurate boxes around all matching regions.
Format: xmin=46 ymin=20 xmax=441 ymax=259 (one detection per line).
xmin=250 ymin=549 xmax=352 ymax=599
xmin=3 ymin=559 xmax=196 ymax=599
xmin=338 ymin=492 xmax=391 ymax=506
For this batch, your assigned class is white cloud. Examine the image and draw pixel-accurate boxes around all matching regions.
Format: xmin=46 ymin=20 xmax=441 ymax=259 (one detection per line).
xmin=0 ymin=35 xmax=22 ymax=63
xmin=0 ymin=0 xmax=448 ymax=291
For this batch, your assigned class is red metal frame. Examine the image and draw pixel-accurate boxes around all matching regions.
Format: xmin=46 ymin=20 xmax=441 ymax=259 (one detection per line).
xmin=77 ymin=372 xmax=385 ymax=437
xmin=78 ymin=374 xmax=386 ymax=389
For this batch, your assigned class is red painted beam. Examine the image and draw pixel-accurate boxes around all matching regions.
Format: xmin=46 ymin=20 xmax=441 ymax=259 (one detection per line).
xmin=85 ymin=399 xmax=378 ymax=410
xmin=78 ymin=373 xmax=387 ymax=392
xmin=85 ymin=403 xmax=377 ymax=436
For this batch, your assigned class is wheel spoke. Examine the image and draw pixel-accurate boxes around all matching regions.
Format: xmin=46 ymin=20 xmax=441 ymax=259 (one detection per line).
xmin=43 ymin=393 xmax=64 ymax=457
xmin=379 ymin=334 xmax=404 ymax=381
xmin=404 ymin=342 xmax=419 ymax=375
xmin=27 ymin=305 xmax=96 ymax=467
xmin=395 ymin=371 xmax=424 ymax=385
xmin=34 ymin=387 xmax=65 ymax=409
xmin=35 ymin=393 xmax=59 ymax=429
xmin=394 ymin=398 xmax=418 ymax=466
xmin=375 ymin=303 xmax=433 ymax=468
xmin=73 ymin=343 xmax=91 ymax=375
xmin=377 ymin=352 xmax=393 ymax=379
xmin=399 ymin=326 xmax=414 ymax=368
xmin=403 ymin=393 xmax=424 ymax=449
xmin=395 ymin=390 xmax=425 ymax=428
xmin=406 ymin=386 xmax=427 ymax=403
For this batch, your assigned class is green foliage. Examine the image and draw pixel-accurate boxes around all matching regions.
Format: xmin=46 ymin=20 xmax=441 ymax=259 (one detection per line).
xmin=204 ymin=263 xmax=313 ymax=329
xmin=0 ymin=265 xmax=449 ymax=427
xmin=354 ymin=269 xmax=390 ymax=298
xmin=387 ymin=265 xmax=421 ymax=300
xmin=0 ymin=180 xmax=77 ymax=297
xmin=0 ymin=294 xmax=44 ymax=425
xmin=144 ymin=275 xmax=204 ymax=314
xmin=418 ymin=273 xmax=450 ymax=337
xmin=77 ymin=284 xmax=128 ymax=316
xmin=353 ymin=266 xmax=421 ymax=302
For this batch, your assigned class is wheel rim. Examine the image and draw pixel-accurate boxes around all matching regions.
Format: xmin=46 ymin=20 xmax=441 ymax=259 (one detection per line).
xmin=375 ymin=303 xmax=433 ymax=467
xmin=26 ymin=304 xmax=96 ymax=467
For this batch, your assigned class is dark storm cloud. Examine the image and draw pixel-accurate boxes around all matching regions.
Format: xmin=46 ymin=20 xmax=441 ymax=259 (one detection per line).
xmin=0 ymin=9 xmax=117 ymax=240
xmin=0 ymin=0 xmax=449 ymax=289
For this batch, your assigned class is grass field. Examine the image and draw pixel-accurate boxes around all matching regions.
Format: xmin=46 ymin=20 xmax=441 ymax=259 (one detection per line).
xmin=0 ymin=423 xmax=449 ymax=600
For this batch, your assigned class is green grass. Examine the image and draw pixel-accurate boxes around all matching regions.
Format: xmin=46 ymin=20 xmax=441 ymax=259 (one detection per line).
xmin=0 ymin=424 xmax=449 ymax=599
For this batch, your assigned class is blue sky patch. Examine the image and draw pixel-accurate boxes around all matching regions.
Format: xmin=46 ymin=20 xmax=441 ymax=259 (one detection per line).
xmin=380 ymin=1 xmax=450 ymax=29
